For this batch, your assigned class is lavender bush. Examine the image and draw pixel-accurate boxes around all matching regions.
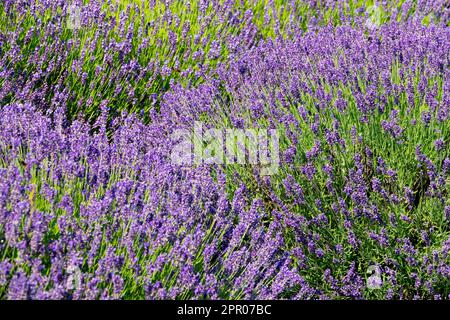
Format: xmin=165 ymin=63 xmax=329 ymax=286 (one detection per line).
xmin=0 ymin=1 xmax=449 ymax=300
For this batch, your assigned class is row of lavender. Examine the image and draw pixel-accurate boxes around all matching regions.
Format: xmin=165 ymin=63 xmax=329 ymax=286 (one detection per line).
xmin=0 ymin=1 xmax=449 ymax=299
xmin=1 ymin=1 xmax=449 ymax=119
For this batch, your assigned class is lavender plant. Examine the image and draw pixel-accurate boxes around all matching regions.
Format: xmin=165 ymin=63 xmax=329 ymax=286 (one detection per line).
xmin=0 ymin=1 xmax=449 ymax=300
xmin=1 ymin=1 xmax=448 ymax=120
xmin=161 ymin=20 xmax=450 ymax=299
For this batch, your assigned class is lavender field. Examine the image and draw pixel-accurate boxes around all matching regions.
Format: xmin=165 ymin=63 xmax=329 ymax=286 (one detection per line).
xmin=0 ymin=0 xmax=449 ymax=300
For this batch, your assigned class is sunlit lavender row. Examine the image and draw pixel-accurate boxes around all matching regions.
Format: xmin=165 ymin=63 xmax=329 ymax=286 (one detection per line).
xmin=0 ymin=1 xmax=449 ymax=300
